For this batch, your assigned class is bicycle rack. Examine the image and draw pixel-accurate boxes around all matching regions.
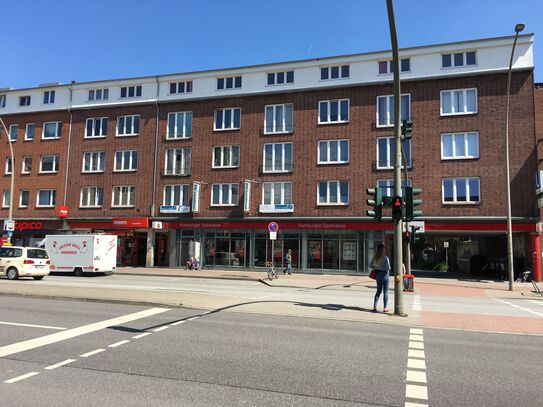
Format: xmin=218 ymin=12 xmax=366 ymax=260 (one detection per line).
xmin=532 ymin=280 xmax=543 ymax=298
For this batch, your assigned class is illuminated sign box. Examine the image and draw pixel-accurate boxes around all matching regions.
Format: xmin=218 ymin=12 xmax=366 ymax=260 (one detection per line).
xmin=160 ymin=205 xmax=190 ymax=214
xmin=259 ymin=204 xmax=294 ymax=213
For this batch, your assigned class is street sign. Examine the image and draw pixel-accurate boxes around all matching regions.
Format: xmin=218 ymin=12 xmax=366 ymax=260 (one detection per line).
xmin=268 ymin=222 xmax=279 ymax=233
xmin=444 ymin=241 xmax=449 ymax=248
xmin=403 ymin=221 xmax=425 ymax=233
xmin=269 ymin=231 xmax=277 ymax=240
xmin=3 ymin=219 xmax=15 ymax=232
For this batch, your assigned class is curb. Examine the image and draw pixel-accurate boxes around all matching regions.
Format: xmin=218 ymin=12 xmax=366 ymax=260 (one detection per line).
xmin=118 ymin=271 xmax=263 ymax=283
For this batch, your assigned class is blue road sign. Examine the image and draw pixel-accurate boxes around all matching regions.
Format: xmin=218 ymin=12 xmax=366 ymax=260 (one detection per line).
xmin=268 ymin=222 xmax=279 ymax=232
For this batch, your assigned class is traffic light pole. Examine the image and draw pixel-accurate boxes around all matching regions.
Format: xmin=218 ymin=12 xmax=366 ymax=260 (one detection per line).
xmin=386 ymin=0 xmax=406 ymax=316
xmin=401 ymin=143 xmax=411 ymax=276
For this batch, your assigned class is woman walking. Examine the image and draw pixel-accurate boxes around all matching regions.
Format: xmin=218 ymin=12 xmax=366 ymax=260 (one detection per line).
xmin=369 ymin=243 xmax=391 ymax=313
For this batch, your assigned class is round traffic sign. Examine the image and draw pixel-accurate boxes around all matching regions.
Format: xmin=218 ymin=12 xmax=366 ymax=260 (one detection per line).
xmin=268 ymin=222 xmax=279 ymax=232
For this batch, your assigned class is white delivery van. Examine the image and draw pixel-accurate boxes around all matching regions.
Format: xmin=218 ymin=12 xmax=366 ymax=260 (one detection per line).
xmin=45 ymin=234 xmax=117 ymax=276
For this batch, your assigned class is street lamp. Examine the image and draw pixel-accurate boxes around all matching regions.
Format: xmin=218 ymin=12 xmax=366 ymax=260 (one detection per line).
xmin=505 ymin=23 xmax=525 ymax=291
xmin=0 ymin=117 xmax=15 ymax=243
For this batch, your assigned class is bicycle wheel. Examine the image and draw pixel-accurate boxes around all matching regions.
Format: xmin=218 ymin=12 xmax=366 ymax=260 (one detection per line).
xmin=268 ymin=268 xmax=274 ymax=281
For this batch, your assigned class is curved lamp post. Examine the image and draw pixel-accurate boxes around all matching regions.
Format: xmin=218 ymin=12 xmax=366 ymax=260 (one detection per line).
xmin=0 ymin=117 xmax=15 ymax=243
xmin=505 ymin=23 xmax=525 ymax=291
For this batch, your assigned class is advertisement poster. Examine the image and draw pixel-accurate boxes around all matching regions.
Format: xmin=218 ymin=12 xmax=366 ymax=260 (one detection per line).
xmin=192 ymin=182 xmax=200 ymax=213
xmin=342 ymin=242 xmax=356 ymax=261
xmin=243 ymin=180 xmax=251 ymax=213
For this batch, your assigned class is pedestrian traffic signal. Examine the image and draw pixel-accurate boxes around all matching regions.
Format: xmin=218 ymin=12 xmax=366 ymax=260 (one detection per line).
xmin=392 ymin=196 xmax=403 ymax=221
xmin=405 ymin=187 xmax=422 ymax=221
xmin=401 ymin=119 xmax=413 ymax=140
xmin=404 ymin=229 xmax=411 ymax=243
xmin=366 ymin=187 xmax=383 ymax=221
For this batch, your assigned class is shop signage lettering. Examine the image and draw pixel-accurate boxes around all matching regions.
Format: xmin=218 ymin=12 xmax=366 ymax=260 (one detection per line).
xmin=192 ymin=182 xmax=200 ymax=213
xmin=259 ymin=204 xmax=294 ymax=213
xmin=15 ymin=221 xmax=43 ymax=231
xmin=112 ymin=218 xmax=149 ymax=228
xmin=160 ymin=205 xmax=190 ymax=214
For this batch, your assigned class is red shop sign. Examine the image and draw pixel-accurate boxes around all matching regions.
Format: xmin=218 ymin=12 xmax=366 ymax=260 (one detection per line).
xmin=15 ymin=221 xmax=43 ymax=231
xmin=112 ymin=218 xmax=149 ymax=228
xmin=58 ymin=206 xmax=69 ymax=218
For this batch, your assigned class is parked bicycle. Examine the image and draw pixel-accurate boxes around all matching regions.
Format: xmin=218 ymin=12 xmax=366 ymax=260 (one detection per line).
xmin=266 ymin=261 xmax=278 ymax=281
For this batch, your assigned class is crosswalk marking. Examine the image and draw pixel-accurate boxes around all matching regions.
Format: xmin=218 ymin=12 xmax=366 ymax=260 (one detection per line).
xmin=405 ymin=328 xmax=429 ymax=406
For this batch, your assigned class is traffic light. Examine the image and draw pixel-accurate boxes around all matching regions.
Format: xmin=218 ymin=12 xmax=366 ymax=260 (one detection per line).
xmin=392 ymin=196 xmax=403 ymax=221
xmin=405 ymin=186 xmax=422 ymax=221
xmin=404 ymin=229 xmax=411 ymax=244
xmin=410 ymin=225 xmax=421 ymax=245
xmin=366 ymin=187 xmax=383 ymax=221
xmin=401 ymin=119 xmax=413 ymax=140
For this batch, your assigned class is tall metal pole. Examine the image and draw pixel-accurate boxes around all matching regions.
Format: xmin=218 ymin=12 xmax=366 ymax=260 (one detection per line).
xmin=0 ymin=117 xmax=15 ymax=243
xmin=505 ymin=24 xmax=524 ymax=291
xmin=386 ymin=0 xmax=405 ymax=316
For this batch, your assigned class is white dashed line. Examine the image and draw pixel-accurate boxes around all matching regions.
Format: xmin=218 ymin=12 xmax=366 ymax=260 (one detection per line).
xmin=528 ymin=300 xmax=543 ymax=306
xmin=186 ymin=317 xmax=198 ymax=321
xmin=4 ymin=372 xmax=40 ymax=383
xmin=152 ymin=326 xmax=169 ymax=332
xmin=405 ymin=328 xmax=429 ymax=406
xmin=108 ymin=339 xmax=130 ymax=348
xmin=133 ymin=332 xmax=152 ymax=339
xmin=45 ymin=359 xmax=76 ymax=370
xmin=80 ymin=348 xmax=105 ymax=358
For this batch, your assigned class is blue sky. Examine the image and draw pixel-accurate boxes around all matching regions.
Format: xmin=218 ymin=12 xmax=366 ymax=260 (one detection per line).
xmin=2 ymin=0 xmax=542 ymax=89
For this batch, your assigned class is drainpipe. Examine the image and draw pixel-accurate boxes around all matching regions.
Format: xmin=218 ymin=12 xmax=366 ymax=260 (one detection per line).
xmin=61 ymin=82 xmax=74 ymax=233
xmin=151 ymin=76 xmax=160 ymax=218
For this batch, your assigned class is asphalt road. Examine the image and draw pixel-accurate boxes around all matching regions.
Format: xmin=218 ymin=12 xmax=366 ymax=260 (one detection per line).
xmin=0 ymin=296 xmax=542 ymax=406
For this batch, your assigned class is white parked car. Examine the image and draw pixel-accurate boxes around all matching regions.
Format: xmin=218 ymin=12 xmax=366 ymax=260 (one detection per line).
xmin=0 ymin=246 xmax=50 ymax=280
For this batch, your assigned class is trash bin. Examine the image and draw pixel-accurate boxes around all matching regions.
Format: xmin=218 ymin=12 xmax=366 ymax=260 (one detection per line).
xmin=403 ymin=274 xmax=414 ymax=292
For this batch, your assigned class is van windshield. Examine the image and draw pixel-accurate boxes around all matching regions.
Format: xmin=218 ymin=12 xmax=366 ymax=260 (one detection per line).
xmin=27 ymin=249 xmax=49 ymax=259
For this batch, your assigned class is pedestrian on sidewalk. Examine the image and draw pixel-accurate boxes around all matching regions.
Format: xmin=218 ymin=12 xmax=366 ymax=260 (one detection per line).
xmin=369 ymin=243 xmax=391 ymax=313
xmin=284 ymin=249 xmax=293 ymax=275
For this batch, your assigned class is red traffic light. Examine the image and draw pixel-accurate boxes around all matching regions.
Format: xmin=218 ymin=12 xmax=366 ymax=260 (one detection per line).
xmin=405 ymin=231 xmax=411 ymax=237
xmin=393 ymin=197 xmax=402 ymax=207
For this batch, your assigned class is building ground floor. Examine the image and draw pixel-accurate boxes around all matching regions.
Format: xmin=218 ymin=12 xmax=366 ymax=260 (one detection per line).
xmin=2 ymin=217 xmax=541 ymax=281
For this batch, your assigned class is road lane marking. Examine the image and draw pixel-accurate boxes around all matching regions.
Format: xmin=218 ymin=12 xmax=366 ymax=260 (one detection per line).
xmin=406 ymin=370 xmax=427 ymax=383
xmin=494 ymin=298 xmax=543 ymax=317
xmin=0 ymin=321 xmax=67 ymax=330
xmin=0 ymin=307 xmax=170 ymax=358
xmin=133 ymin=332 xmax=152 ymax=339
xmin=406 ymin=384 xmax=428 ymax=400
xmin=405 ymin=401 xmax=428 ymax=407
xmin=409 ymin=341 xmax=424 ymax=349
xmin=409 ymin=334 xmax=424 ymax=341
xmin=407 ymin=358 xmax=426 ymax=369
xmin=410 ymin=328 xmax=423 ymax=335
xmin=4 ymin=371 xmax=40 ymax=383
xmin=152 ymin=326 xmax=169 ymax=332
xmin=108 ymin=339 xmax=130 ymax=348
xmin=45 ymin=359 xmax=76 ymax=370
xmin=170 ymin=321 xmax=186 ymax=326
xmin=80 ymin=349 xmax=105 ymax=358
xmin=186 ymin=317 xmax=198 ymax=321
xmin=408 ymin=349 xmax=425 ymax=359
xmin=412 ymin=295 xmax=422 ymax=311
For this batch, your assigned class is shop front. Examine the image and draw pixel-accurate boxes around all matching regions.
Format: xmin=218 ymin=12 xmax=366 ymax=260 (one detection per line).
xmin=6 ymin=219 xmax=65 ymax=247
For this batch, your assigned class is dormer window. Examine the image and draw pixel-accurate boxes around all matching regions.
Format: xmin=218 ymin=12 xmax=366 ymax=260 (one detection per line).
xmin=320 ymin=65 xmax=349 ymax=80
xmin=217 ymin=76 xmax=242 ymax=90
xmin=442 ymin=51 xmax=476 ymax=68
xmin=19 ymin=96 xmax=31 ymax=107
xmin=120 ymin=85 xmax=142 ymax=98
xmin=378 ymin=58 xmax=410 ymax=74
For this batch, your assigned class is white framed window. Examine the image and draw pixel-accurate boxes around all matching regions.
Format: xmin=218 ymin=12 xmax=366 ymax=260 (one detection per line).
xmin=318 ymin=140 xmax=349 ymax=164
xmin=442 ymin=177 xmax=480 ymax=204
xmin=80 ymin=186 xmax=103 ymax=208
xmin=442 ymin=51 xmax=476 ymax=68
xmin=120 ymin=85 xmax=142 ymax=98
xmin=440 ymin=88 xmax=477 ymax=116
xmin=25 ymin=123 xmax=35 ymax=140
xmin=85 ymin=117 xmax=108 ymax=138
xmin=19 ymin=190 xmax=29 ymax=208
xmin=318 ymin=181 xmax=349 ymax=205
xmin=264 ymin=104 xmax=293 ymax=134
xmin=263 ymin=143 xmax=292 ymax=173
xmin=37 ymin=189 xmax=56 ymax=207
xmin=0 ymin=95 xmax=5 ymax=108
xmin=88 ymin=88 xmax=109 ymax=101
xmin=9 ymin=124 xmax=18 ymax=141
xmin=82 ymin=152 xmax=106 ymax=173
xmin=39 ymin=155 xmax=59 ymax=173
xmin=377 ymin=137 xmax=412 ymax=169
xmin=116 ymin=115 xmax=140 ymax=136
xmin=441 ymin=132 xmax=479 ymax=160
xmin=214 ymin=107 xmax=241 ymax=131
xmin=43 ymin=90 xmax=55 ymax=104
xmin=213 ymin=145 xmax=240 ymax=168
xmin=376 ymin=94 xmax=410 ymax=127
xmin=165 ymin=148 xmax=191 ymax=175
xmin=163 ymin=184 xmax=190 ymax=206
xmin=211 ymin=183 xmax=239 ymax=206
xmin=42 ymin=121 xmax=62 ymax=139
xmin=112 ymin=186 xmax=135 ymax=207
xmin=114 ymin=150 xmax=138 ymax=172
xmin=22 ymin=156 xmax=32 ymax=174
xmin=262 ymin=182 xmax=292 ymax=205
xmin=169 ymin=81 xmax=193 ymax=94
xmin=167 ymin=111 xmax=192 ymax=139
xmin=377 ymin=179 xmax=412 ymax=197
xmin=217 ymin=76 xmax=242 ymax=90
xmin=19 ymin=96 xmax=31 ymax=106
xmin=2 ymin=190 xmax=10 ymax=208
xmin=5 ymin=157 xmax=13 ymax=175
xmin=320 ymin=65 xmax=349 ymax=80
xmin=378 ymin=58 xmax=410 ymax=74
xmin=318 ymin=99 xmax=349 ymax=124
xmin=267 ymin=71 xmax=294 ymax=85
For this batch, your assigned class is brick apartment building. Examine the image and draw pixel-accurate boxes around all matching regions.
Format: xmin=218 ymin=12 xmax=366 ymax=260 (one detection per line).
xmin=0 ymin=34 xmax=540 ymax=277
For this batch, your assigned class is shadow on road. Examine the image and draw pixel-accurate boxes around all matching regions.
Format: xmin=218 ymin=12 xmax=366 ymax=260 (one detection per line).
xmin=293 ymin=302 xmax=375 ymax=313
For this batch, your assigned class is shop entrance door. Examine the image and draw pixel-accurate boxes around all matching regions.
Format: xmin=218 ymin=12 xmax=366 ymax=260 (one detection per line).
xmin=154 ymin=233 xmax=169 ymax=267
xmin=135 ymin=234 xmax=147 ymax=266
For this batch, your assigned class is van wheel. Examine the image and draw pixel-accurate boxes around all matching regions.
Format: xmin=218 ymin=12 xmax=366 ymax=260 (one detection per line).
xmin=6 ymin=267 xmax=19 ymax=280
xmin=74 ymin=267 xmax=84 ymax=277
xmin=33 ymin=276 xmax=44 ymax=280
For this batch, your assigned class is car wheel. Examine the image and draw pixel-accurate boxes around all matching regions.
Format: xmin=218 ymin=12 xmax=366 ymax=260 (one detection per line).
xmin=6 ymin=267 xmax=19 ymax=280
xmin=33 ymin=276 xmax=44 ymax=280
xmin=74 ymin=267 xmax=83 ymax=277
